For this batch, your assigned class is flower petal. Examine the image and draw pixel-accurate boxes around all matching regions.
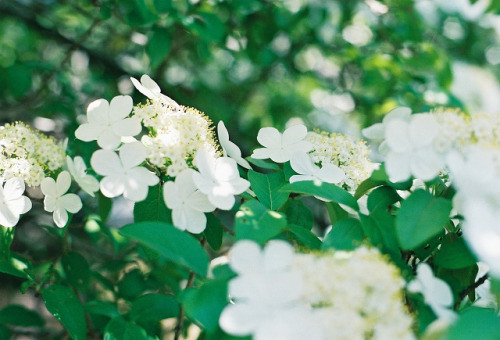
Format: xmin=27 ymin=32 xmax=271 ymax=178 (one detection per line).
xmin=385 ymin=119 xmax=411 ymax=153
xmin=41 ymin=177 xmax=57 ymax=197
xmin=290 ymin=152 xmax=318 ymax=176
xmin=163 ymin=181 xmax=182 ymax=209
xmin=86 ymin=99 xmax=109 ymax=124
xmin=219 ymin=303 xmax=261 ymax=336
xmin=56 ymin=171 xmax=71 ymax=196
xmin=131 ymin=76 xmax=156 ymax=99
xmin=123 ymin=176 xmax=150 ymax=202
xmin=53 ymin=208 xmax=69 ymax=228
xmin=100 ymin=176 xmax=125 ymax=198
xmin=3 ymin=178 xmax=25 ymax=199
xmin=120 ymin=142 xmax=146 ymax=170
xmin=282 ymin=124 xmax=308 ymax=146
xmin=112 ymin=117 xmax=141 ymax=137
xmin=109 ymin=95 xmax=133 ymax=122
xmin=0 ymin=202 xmax=19 ymax=227
xmin=187 ymin=190 xmax=215 ymax=213
xmin=256 ymin=127 xmax=281 ymax=149
xmin=75 ymin=123 xmax=106 ymax=142
xmin=7 ymin=196 xmax=31 ymax=216
xmin=59 ymin=194 xmax=83 ymax=214
xmin=385 ymin=152 xmax=411 ymax=183
xmin=97 ymin=129 xmax=121 ymax=150
xmin=410 ymin=114 xmax=439 ymax=147
xmin=229 ymin=240 xmax=262 ymax=274
xmin=140 ymin=74 xmax=162 ymax=97
xmin=91 ymin=149 xmax=123 ymax=177
xmin=316 ymin=162 xmax=345 ymax=184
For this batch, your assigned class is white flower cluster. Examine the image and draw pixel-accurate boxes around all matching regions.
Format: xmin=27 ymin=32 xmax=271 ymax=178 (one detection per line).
xmin=0 ymin=122 xmax=66 ymax=187
xmin=305 ymin=130 xmax=374 ymax=191
xmin=220 ymin=240 xmax=415 ymax=340
xmin=132 ymin=76 xmax=219 ymax=177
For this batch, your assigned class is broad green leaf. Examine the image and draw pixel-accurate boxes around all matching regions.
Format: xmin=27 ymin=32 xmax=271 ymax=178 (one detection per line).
xmin=235 ymin=200 xmax=287 ymax=244
xmin=186 ymin=12 xmax=225 ymax=43
xmin=367 ymin=186 xmax=401 ymax=212
xmin=247 ymin=157 xmax=280 ymax=170
xmin=322 ymin=218 xmax=364 ymax=251
xmin=0 ymin=256 xmax=29 ymax=278
xmin=434 ymin=237 xmax=477 ymax=269
xmin=117 ymin=269 xmax=147 ymax=300
xmin=98 ymin=192 xmax=113 ymax=223
xmin=248 ymin=170 xmax=289 ymax=210
xmin=285 ymin=198 xmax=313 ymax=230
xmin=325 ymin=202 xmax=348 ymax=226
xmin=42 ymin=285 xmax=87 ymax=340
xmin=0 ymin=305 xmax=44 ymax=327
xmin=281 ymin=181 xmax=359 ymax=211
xmin=396 ymin=189 xmax=452 ymax=250
xmin=354 ymin=178 xmax=385 ymax=199
xmin=120 ymin=222 xmax=209 ymax=276
xmin=84 ymin=301 xmax=120 ymax=318
xmin=205 ymin=213 xmax=223 ymax=251
xmin=62 ymin=252 xmax=91 ymax=290
xmin=445 ymin=307 xmax=500 ymax=340
xmin=180 ymin=279 xmax=228 ymax=332
xmin=0 ymin=226 xmax=14 ymax=260
xmin=129 ymin=294 xmax=179 ymax=323
xmin=119 ymin=0 xmax=158 ymax=26
xmin=104 ymin=317 xmax=155 ymax=340
xmin=147 ymin=27 xmax=171 ymax=69
xmin=286 ymin=224 xmax=321 ymax=249
xmin=133 ymin=184 xmax=172 ymax=224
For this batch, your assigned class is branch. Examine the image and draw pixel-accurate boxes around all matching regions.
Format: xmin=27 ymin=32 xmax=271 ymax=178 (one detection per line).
xmin=454 ymin=273 xmax=489 ymax=310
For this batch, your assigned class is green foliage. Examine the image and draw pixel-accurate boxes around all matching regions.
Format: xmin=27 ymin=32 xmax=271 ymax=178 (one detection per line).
xmin=248 ymin=170 xmax=289 ymax=210
xmin=0 ymin=305 xmax=44 ymax=327
xmin=323 ymin=218 xmax=364 ymax=251
xmin=235 ymin=200 xmax=287 ymax=244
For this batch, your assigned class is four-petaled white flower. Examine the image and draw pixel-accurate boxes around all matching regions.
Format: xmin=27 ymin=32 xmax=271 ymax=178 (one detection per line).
xmin=218 ymin=121 xmax=251 ymax=170
xmin=91 ymin=142 xmax=159 ymax=202
xmin=384 ymin=114 xmax=443 ymax=182
xmin=130 ymin=74 xmax=179 ymax=107
xmin=163 ymin=169 xmax=215 ymax=234
xmin=75 ymin=95 xmax=141 ymax=149
xmin=41 ymin=171 xmax=82 ymax=228
xmin=193 ymin=149 xmax=250 ymax=210
xmin=290 ymin=152 xmax=345 ymax=184
xmin=0 ymin=178 xmax=32 ymax=228
xmin=251 ymin=125 xmax=312 ymax=163
xmin=66 ymin=156 xmax=100 ymax=197
xmin=407 ymin=263 xmax=456 ymax=322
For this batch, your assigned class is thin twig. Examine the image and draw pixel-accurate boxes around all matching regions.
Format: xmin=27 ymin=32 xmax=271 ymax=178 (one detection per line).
xmin=454 ymin=273 xmax=489 ymax=310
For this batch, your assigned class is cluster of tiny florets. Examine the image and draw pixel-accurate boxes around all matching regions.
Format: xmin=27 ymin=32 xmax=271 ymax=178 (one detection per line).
xmin=305 ymin=130 xmax=374 ymax=191
xmin=293 ymin=247 xmax=415 ymax=340
xmin=0 ymin=122 xmax=66 ymax=186
xmin=133 ymin=101 xmax=220 ymax=177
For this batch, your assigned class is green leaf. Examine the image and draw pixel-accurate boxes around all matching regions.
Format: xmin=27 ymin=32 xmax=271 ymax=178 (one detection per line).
xmin=99 ymin=192 xmax=113 ymax=223
xmin=120 ymin=222 xmax=209 ymax=276
xmin=84 ymin=301 xmax=120 ymax=318
xmin=119 ymin=0 xmax=158 ymax=26
xmin=0 ymin=325 xmax=11 ymax=339
xmin=367 ymin=186 xmax=401 ymax=212
xmin=434 ymin=237 xmax=477 ymax=269
xmin=129 ymin=294 xmax=179 ymax=323
xmin=204 ymin=214 xmax=223 ymax=251
xmin=354 ymin=178 xmax=385 ymax=199
xmin=62 ymin=252 xmax=91 ymax=290
xmin=0 ymin=256 xmax=29 ymax=278
xmin=42 ymin=285 xmax=87 ymax=340
xmin=247 ymin=157 xmax=280 ymax=170
xmin=0 ymin=305 xmax=44 ymax=327
xmin=285 ymin=224 xmax=321 ymax=249
xmin=133 ymin=184 xmax=172 ymax=224
xmin=235 ymin=200 xmax=287 ymax=244
xmin=325 ymin=202 xmax=348 ymax=226
xmin=285 ymin=199 xmax=313 ymax=230
xmin=147 ymin=27 xmax=171 ymax=69
xmin=186 ymin=12 xmax=225 ymax=43
xmin=104 ymin=317 xmax=154 ymax=340
xmin=5 ymin=65 xmax=32 ymax=98
xmin=248 ymin=170 xmax=289 ymax=210
xmin=281 ymin=181 xmax=359 ymax=211
xmin=180 ymin=279 xmax=228 ymax=333
xmin=396 ymin=189 xmax=452 ymax=250
xmin=322 ymin=218 xmax=364 ymax=251
xmin=445 ymin=307 xmax=500 ymax=340
xmin=0 ymin=226 xmax=14 ymax=260
xmin=118 ymin=269 xmax=147 ymax=300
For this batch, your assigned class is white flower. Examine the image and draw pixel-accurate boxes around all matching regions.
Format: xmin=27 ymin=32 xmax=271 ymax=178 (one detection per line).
xmin=384 ymin=114 xmax=443 ymax=182
xmin=41 ymin=171 xmax=82 ymax=228
xmin=66 ymin=156 xmax=99 ymax=197
xmin=130 ymin=74 xmax=179 ymax=107
xmin=91 ymin=142 xmax=159 ymax=202
xmin=362 ymin=106 xmax=412 ymax=142
xmin=407 ymin=263 xmax=456 ymax=322
xmin=0 ymin=178 xmax=32 ymax=228
xmin=192 ymin=149 xmax=250 ymax=210
xmin=163 ymin=169 xmax=215 ymax=233
xmin=251 ymin=125 xmax=313 ymax=163
xmin=290 ymin=152 xmax=345 ymax=184
xmin=75 ymin=95 xmax=141 ymax=149
xmin=217 ymin=121 xmax=251 ymax=170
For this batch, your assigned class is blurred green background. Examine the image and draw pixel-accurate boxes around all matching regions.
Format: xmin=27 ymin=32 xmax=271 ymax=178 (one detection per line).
xmin=1 ymin=0 xmax=500 ymax=153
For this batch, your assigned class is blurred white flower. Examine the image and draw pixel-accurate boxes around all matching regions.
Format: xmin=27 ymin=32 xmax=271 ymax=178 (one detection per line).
xmin=217 ymin=121 xmax=251 ymax=169
xmin=384 ymin=114 xmax=443 ymax=182
xmin=0 ymin=178 xmax=32 ymax=228
xmin=41 ymin=171 xmax=82 ymax=228
xmin=163 ymin=169 xmax=215 ymax=234
xmin=290 ymin=152 xmax=345 ymax=184
xmin=91 ymin=142 xmax=159 ymax=202
xmin=407 ymin=263 xmax=456 ymax=322
xmin=193 ymin=149 xmax=249 ymax=210
xmin=130 ymin=74 xmax=179 ymax=107
xmin=75 ymin=95 xmax=141 ymax=149
xmin=251 ymin=125 xmax=312 ymax=163
xmin=66 ymin=156 xmax=99 ymax=197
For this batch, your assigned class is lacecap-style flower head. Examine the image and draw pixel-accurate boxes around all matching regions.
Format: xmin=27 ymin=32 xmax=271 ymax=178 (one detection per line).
xmin=75 ymin=95 xmax=141 ymax=150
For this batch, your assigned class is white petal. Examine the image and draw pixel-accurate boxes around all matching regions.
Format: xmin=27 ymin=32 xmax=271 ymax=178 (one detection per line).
xmin=385 ymin=119 xmax=411 ymax=153
xmin=43 ymin=195 xmax=57 ymax=213
xmin=209 ymin=192 xmax=235 ymax=210
xmin=86 ymin=99 xmax=109 ymax=125
xmin=128 ymin=167 xmax=159 ymax=186
xmin=361 ymin=123 xmax=385 ymax=140
xmin=0 ymin=203 xmax=19 ymax=227
xmin=123 ymin=177 xmax=149 ymax=202
xmin=163 ymin=181 xmax=182 ymax=209
xmin=112 ymin=117 xmax=141 ymax=137
xmin=131 ymin=76 xmax=155 ymax=99
xmin=59 ymin=194 xmax=82 ymax=214
xmin=194 ymin=149 xmax=216 ymax=180
xmin=140 ymin=74 xmax=162 ymax=97
xmin=174 ymin=169 xmax=197 ymax=196
xmin=53 ymin=208 xmax=69 ymax=228
xmin=75 ymin=123 xmax=105 ymax=142
xmin=411 ymin=150 xmax=443 ymax=181
xmin=410 ymin=114 xmax=439 ymax=147
xmin=109 ymin=95 xmax=133 ymax=122
xmin=290 ymin=174 xmax=315 ymax=183
xmin=7 ymin=196 xmax=32 ymax=215
xmin=251 ymin=147 xmax=273 ymax=160
xmin=56 ymin=171 xmax=71 ymax=196
xmin=217 ymin=121 xmax=230 ymax=144
xmin=383 ymin=106 xmax=412 ymax=123
xmin=290 ymin=152 xmax=318 ymax=176
xmin=41 ymin=177 xmax=57 ymax=197
xmin=97 ymin=129 xmax=121 ymax=150
xmin=76 ymin=175 xmax=100 ymax=196
xmin=230 ymin=240 xmax=262 ymax=274
xmin=100 ymin=176 xmax=125 ymax=198
xmin=192 ymin=172 xmax=214 ymax=195
xmin=385 ymin=152 xmax=412 ymax=183
xmin=187 ymin=190 xmax=215 ymax=213
xmin=256 ymin=127 xmax=281 ymax=149
xmin=91 ymin=149 xmax=123 ymax=177
xmin=263 ymin=240 xmax=294 ymax=271
xmin=283 ymin=140 xmax=313 ymax=159
xmin=119 ymin=142 xmax=146 ymax=169
xmin=316 ymin=162 xmax=345 ymax=184
xmin=3 ymin=178 xmax=25 ymax=199
xmin=219 ymin=303 xmax=260 ymax=336
xmin=219 ymin=121 xmax=252 ymax=169
xmin=173 ymin=206 xmax=207 ymax=233
xmin=282 ymin=124 xmax=308 ymax=146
